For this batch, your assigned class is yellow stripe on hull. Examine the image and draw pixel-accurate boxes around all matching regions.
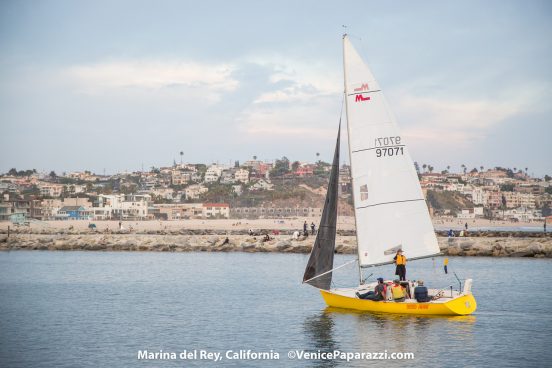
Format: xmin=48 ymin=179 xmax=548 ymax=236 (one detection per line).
xmin=320 ymin=290 xmax=477 ymax=316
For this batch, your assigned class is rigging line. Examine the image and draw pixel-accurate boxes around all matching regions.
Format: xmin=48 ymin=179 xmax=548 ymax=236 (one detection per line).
xmin=356 ymin=198 xmax=425 ymax=210
xmin=352 ymin=145 xmax=405 ymax=153
xmin=302 ymin=259 xmax=357 ymax=284
xmin=347 ymin=89 xmax=381 ymax=96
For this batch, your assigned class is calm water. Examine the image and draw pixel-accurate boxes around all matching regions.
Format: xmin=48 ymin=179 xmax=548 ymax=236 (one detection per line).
xmin=1 ymin=251 xmax=551 ymax=367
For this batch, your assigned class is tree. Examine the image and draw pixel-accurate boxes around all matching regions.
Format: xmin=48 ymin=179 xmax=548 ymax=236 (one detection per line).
xmin=428 ymin=165 xmax=434 ymax=173
xmin=461 ymin=164 xmax=466 ymax=174
xmin=422 ymin=164 xmax=427 ymax=173
xmin=270 ymin=157 xmax=291 ymax=177
xmin=544 ymin=175 xmax=551 ymax=182
xmin=49 ymin=171 xmax=57 ymax=179
xmin=253 ymin=155 xmax=257 ymax=160
xmin=180 ymin=151 xmax=184 ymax=165
xmin=447 ymin=165 xmax=451 ymax=172
xmin=291 ymin=161 xmax=301 ymax=172
xmin=480 ymin=166 xmax=484 ymax=172
xmin=316 ymin=152 xmax=320 ymax=160
xmin=470 ymin=168 xmax=478 ymax=174
xmin=414 ymin=161 xmax=420 ymax=174
xmin=8 ymin=168 xmax=17 ymax=176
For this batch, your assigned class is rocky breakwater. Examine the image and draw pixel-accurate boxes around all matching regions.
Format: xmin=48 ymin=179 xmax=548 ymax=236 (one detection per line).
xmin=0 ymin=232 xmax=551 ymax=258
xmin=0 ymin=233 xmax=356 ymax=254
xmin=440 ymin=237 xmax=552 ymax=258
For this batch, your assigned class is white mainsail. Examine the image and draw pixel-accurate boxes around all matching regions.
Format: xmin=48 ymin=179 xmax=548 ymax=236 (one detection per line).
xmin=343 ymin=35 xmax=440 ymax=267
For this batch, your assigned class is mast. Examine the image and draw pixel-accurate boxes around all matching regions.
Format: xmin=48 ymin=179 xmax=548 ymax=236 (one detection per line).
xmin=342 ymin=34 xmax=363 ymax=285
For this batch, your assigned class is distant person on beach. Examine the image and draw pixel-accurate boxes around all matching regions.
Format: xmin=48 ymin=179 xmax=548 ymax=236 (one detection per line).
xmin=303 ymin=221 xmax=308 ymax=234
xmin=222 ymin=237 xmax=229 ymax=245
xmin=443 ymin=257 xmax=449 ymax=274
xmin=447 ymin=229 xmax=454 ymax=238
xmin=394 ymin=250 xmax=407 ymax=281
xmin=293 ymin=230 xmax=299 ymax=240
xmin=356 ymin=278 xmax=386 ymax=301
xmin=465 ymin=222 xmax=468 ymax=230
xmin=310 ymin=222 xmax=316 ymax=235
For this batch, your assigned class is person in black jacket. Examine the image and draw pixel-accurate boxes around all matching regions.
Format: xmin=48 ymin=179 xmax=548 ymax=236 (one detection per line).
xmin=414 ymin=280 xmax=431 ymax=302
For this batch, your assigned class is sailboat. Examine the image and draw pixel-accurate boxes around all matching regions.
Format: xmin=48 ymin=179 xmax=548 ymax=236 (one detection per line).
xmin=303 ymin=34 xmax=477 ymax=316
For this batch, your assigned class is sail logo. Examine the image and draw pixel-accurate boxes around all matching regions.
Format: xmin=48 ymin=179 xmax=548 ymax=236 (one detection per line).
xmin=355 ymin=94 xmax=370 ymax=102
xmin=354 ymin=83 xmax=369 ymax=92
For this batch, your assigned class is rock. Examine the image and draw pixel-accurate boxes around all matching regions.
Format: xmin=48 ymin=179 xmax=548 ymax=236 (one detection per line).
xmin=527 ymin=242 xmax=544 ymax=254
xmin=275 ymin=240 xmax=292 ymax=251
xmin=460 ymin=241 xmax=475 ymax=250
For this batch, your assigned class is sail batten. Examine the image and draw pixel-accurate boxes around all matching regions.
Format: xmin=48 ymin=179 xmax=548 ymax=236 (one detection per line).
xmin=302 ymin=123 xmax=341 ymax=290
xmin=343 ymin=35 xmax=440 ymax=268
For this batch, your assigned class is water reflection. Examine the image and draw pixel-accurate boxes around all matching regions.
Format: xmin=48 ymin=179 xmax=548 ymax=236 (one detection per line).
xmin=322 ymin=307 xmax=477 ymax=365
xmin=303 ymin=310 xmax=340 ymax=367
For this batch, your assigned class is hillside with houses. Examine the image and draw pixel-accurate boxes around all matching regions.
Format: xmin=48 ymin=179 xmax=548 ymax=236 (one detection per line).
xmin=1 ymin=160 xmax=551 ymax=224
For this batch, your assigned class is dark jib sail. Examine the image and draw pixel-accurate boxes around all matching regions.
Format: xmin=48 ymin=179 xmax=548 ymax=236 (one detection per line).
xmin=303 ymin=123 xmax=340 ymax=289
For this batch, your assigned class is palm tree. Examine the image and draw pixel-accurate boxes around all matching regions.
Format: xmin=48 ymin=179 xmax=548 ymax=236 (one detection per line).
xmin=253 ymin=155 xmax=257 ymax=160
xmin=422 ymin=164 xmax=427 ymax=172
xmin=480 ymin=166 xmax=484 ymax=172
xmin=180 ymin=151 xmax=184 ymax=165
xmin=447 ymin=165 xmax=450 ymax=172
xmin=316 ymin=152 xmax=320 ymax=162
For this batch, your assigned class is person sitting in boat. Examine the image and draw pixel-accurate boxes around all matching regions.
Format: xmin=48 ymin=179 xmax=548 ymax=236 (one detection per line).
xmin=393 ymin=250 xmax=407 ymax=281
xmin=356 ymin=278 xmax=386 ymax=301
xmin=414 ymin=280 xmax=431 ymax=302
xmin=391 ymin=280 xmax=406 ymax=302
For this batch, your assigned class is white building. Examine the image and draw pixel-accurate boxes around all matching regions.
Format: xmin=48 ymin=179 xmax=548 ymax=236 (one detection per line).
xmin=234 ymin=169 xmax=250 ymax=183
xmin=94 ymin=194 xmax=150 ymax=220
xmin=185 ymin=184 xmax=208 ymax=200
xmin=250 ymin=179 xmax=274 ymax=191
xmin=469 ymin=188 xmax=485 ymax=205
xmin=202 ymin=203 xmax=230 ymax=218
xmin=204 ymin=165 xmax=224 ymax=183
xmin=38 ymin=183 xmax=64 ymax=197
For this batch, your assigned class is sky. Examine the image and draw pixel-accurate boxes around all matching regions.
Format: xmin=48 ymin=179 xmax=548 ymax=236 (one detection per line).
xmin=1 ymin=0 xmax=551 ymax=176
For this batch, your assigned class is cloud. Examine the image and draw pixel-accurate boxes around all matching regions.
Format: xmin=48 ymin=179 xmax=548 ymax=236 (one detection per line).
xmin=236 ymin=55 xmax=342 ymax=137
xmin=64 ymin=60 xmax=239 ymax=102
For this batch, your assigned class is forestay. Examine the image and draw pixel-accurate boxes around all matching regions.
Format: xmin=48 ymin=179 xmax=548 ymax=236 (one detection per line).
xmin=342 ymin=35 xmax=440 ymax=267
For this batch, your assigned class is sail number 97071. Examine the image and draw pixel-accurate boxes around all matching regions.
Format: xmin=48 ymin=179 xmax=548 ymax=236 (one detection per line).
xmin=376 ymin=146 xmax=404 ymax=157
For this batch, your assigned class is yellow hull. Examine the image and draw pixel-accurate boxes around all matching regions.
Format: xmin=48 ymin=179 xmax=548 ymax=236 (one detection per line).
xmin=320 ymin=290 xmax=477 ymax=316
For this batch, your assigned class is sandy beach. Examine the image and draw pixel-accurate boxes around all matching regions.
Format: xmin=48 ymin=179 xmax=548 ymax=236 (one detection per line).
xmin=0 ymin=216 xmax=544 ymax=233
